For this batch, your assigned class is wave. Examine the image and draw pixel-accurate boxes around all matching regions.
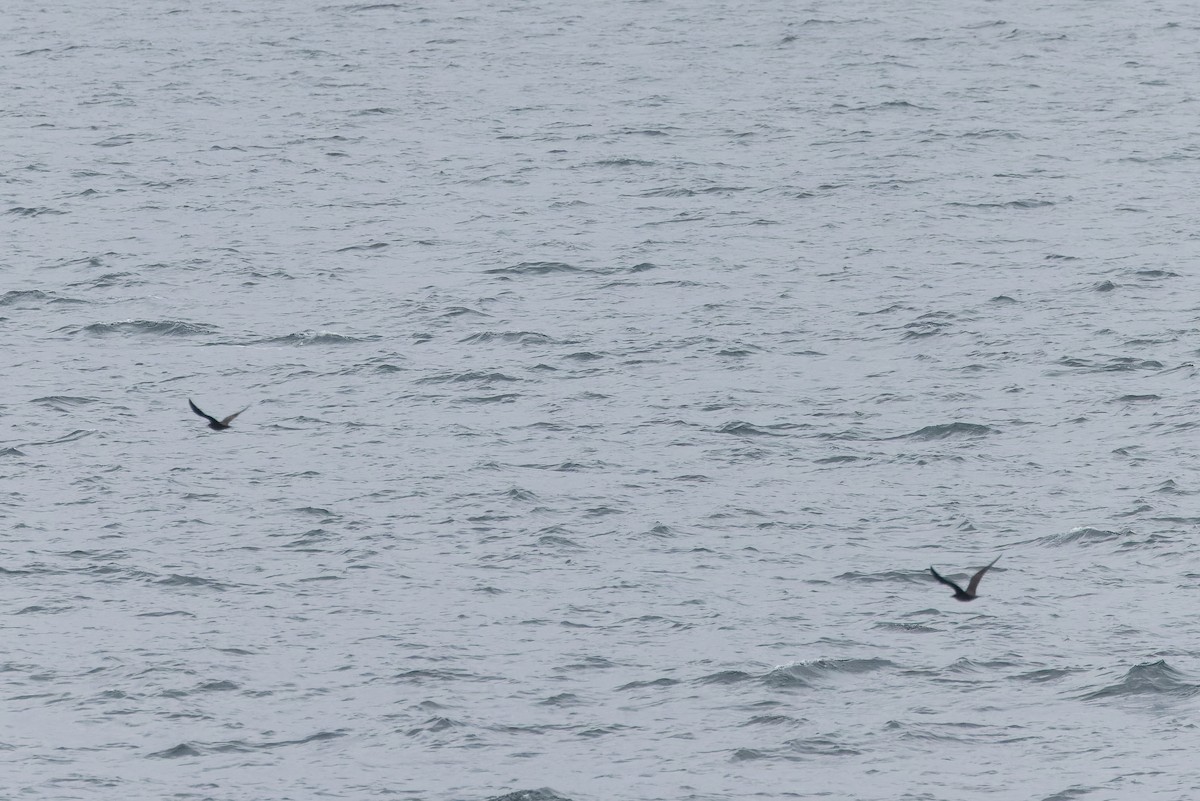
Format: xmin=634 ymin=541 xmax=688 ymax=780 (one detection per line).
xmin=0 ymin=289 xmax=56 ymax=306
xmin=837 ymin=569 xmax=926 ymax=585
xmin=440 ymin=306 xmax=491 ymax=318
xmin=1041 ymin=788 xmax=1099 ymax=801
xmin=154 ymin=574 xmax=230 ymax=590
xmin=947 ymin=199 xmax=1054 ymax=209
xmin=1080 ymin=660 xmax=1200 ymax=700
xmin=65 ymin=320 xmax=217 ymax=337
xmin=716 ymin=421 xmax=808 ymax=437
xmin=873 ymin=621 xmax=939 ymax=633
xmin=24 ymin=430 xmax=96 ymax=447
xmin=1029 ymin=527 xmax=1130 ymax=547
xmin=537 ymin=693 xmax=580 ymax=706
xmin=698 ymin=660 xmax=893 ymax=688
xmin=1052 ymin=356 xmax=1164 ymax=373
xmin=484 ymin=262 xmax=582 ymax=276
xmin=393 ymin=668 xmax=494 ymax=683
xmin=740 ymin=714 xmax=804 ymax=727
xmin=486 ymin=789 xmax=575 ymax=801
xmin=460 ymin=393 xmax=521 ymax=404
xmin=416 ymin=370 xmax=521 ymax=385
xmin=814 ymin=454 xmax=868 ymax=464
xmin=253 ymin=330 xmax=379 ymax=345
xmin=638 ymin=185 xmax=748 ymax=197
xmin=344 ymin=3 xmax=407 ymax=11
xmin=406 ymin=716 xmax=461 ymax=734
xmin=1012 ymin=667 xmax=1081 ymax=683
xmin=515 ymin=460 xmax=605 ymax=472
xmin=617 ymin=677 xmax=680 ymax=690
xmin=33 ymin=396 xmax=98 ymax=410
xmin=334 ymin=240 xmax=389 ymax=252
xmin=67 ymin=271 xmax=142 ymax=289
xmin=150 ymin=730 xmax=345 ymax=758
xmin=901 ymin=422 xmax=996 ymax=440
xmin=591 ymin=158 xmax=656 ymax=167
xmin=696 ymin=670 xmax=754 ymax=685
xmin=7 ymin=206 xmax=65 ymax=216
xmin=732 ymin=734 xmax=860 ymax=761
xmin=460 ymin=331 xmax=560 ymax=346
xmin=895 ymin=720 xmax=1033 ymax=744
xmin=761 ymin=658 xmax=893 ymax=688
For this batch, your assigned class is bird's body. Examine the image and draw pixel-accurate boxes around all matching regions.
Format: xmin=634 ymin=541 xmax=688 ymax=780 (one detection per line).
xmin=189 ymin=399 xmax=248 ymax=431
xmin=929 ymin=555 xmax=1001 ymax=601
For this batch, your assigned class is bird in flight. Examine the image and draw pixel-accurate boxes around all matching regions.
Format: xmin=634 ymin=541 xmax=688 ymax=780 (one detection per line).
xmin=189 ymin=399 xmax=249 ymax=431
xmin=929 ymin=555 xmax=1001 ymax=601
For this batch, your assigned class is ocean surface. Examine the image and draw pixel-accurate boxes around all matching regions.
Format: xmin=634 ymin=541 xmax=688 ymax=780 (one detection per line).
xmin=5 ymin=1 xmax=1200 ymax=799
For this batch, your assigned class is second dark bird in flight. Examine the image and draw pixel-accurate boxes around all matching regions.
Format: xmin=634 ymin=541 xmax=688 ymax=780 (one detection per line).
xmin=929 ymin=555 xmax=1001 ymax=601
xmin=189 ymin=399 xmax=249 ymax=431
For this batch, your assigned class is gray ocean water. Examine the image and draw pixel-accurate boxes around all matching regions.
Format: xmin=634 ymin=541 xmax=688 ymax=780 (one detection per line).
xmin=6 ymin=1 xmax=1200 ymax=799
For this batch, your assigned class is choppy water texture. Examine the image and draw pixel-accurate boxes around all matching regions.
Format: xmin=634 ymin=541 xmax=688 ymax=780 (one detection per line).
xmin=5 ymin=1 xmax=1200 ymax=799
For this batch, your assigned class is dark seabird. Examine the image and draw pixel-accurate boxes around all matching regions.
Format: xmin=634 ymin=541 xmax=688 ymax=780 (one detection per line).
xmin=929 ymin=555 xmax=1001 ymax=601
xmin=189 ymin=399 xmax=249 ymax=431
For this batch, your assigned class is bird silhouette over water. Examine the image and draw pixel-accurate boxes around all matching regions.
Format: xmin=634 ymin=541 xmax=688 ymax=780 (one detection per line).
xmin=188 ymin=399 xmax=249 ymax=431
xmin=929 ymin=555 xmax=1001 ymax=601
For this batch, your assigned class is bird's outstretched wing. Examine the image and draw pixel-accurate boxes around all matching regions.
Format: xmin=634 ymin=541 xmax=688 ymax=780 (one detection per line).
xmin=189 ymin=399 xmax=220 ymax=426
xmin=965 ymin=555 xmax=1001 ymax=597
xmin=220 ymin=406 xmax=249 ymax=426
xmin=929 ymin=566 xmax=966 ymax=595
